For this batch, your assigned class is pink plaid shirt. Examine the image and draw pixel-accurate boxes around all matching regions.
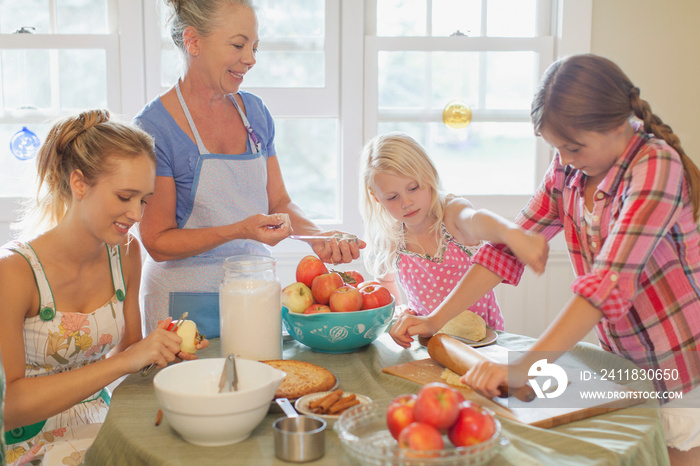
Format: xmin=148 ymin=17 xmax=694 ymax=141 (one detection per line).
xmin=475 ymin=127 xmax=700 ymax=397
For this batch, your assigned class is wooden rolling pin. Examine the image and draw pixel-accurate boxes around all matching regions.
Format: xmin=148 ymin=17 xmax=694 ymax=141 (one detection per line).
xmin=427 ymin=333 xmax=536 ymax=402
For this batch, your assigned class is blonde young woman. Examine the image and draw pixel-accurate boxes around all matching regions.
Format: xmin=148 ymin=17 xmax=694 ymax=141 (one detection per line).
xmin=359 ymin=132 xmax=548 ymax=328
xmin=0 ymin=110 xmax=206 ymax=465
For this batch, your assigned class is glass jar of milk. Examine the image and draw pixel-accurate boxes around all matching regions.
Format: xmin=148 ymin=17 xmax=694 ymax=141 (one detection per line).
xmin=219 ymin=255 xmax=282 ymax=360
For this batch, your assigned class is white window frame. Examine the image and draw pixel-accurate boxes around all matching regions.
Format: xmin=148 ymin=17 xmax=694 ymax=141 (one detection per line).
xmin=361 ymin=0 xmax=591 ymax=220
xmin=0 ymin=0 xmax=146 ymax=225
xmin=1 ymin=0 xmax=591 ymax=253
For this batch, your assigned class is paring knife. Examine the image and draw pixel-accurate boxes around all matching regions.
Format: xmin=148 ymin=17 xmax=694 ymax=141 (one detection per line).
xmin=140 ymin=312 xmax=189 ymax=376
xmin=288 ymin=234 xmax=358 ymax=242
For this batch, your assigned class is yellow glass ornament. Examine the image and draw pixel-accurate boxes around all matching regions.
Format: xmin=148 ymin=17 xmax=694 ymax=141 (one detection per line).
xmin=442 ymin=100 xmax=472 ymax=129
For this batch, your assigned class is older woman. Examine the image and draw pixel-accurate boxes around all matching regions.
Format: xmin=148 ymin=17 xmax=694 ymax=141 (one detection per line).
xmin=134 ymin=0 xmax=363 ymax=337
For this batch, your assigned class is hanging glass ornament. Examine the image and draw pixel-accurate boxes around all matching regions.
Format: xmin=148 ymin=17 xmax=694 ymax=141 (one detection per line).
xmin=10 ymin=127 xmax=41 ymax=160
xmin=442 ymin=100 xmax=472 ymax=129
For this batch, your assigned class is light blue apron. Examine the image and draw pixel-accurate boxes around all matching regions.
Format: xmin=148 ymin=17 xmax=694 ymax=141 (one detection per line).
xmin=141 ymin=82 xmax=269 ymax=338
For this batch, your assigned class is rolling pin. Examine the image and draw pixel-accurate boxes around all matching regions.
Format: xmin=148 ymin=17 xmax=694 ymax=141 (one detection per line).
xmin=427 ymin=333 xmax=536 ymax=402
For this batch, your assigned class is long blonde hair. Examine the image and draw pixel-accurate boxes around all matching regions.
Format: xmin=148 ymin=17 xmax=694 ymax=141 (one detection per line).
xmin=531 ymin=53 xmax=700 ymax=221
xmin=13 ymin=109 xmax=155 ymax=237
xmin=359 ymin=132 xmax=446 ymax=278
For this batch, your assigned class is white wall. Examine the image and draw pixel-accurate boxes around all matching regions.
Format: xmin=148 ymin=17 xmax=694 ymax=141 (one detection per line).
xmin=591 ymin=0 xmax=700 ymax=167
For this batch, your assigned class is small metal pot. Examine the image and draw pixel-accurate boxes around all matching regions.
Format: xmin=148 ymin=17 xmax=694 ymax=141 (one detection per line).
xmin=273 ymin=415 xmax=326 ymax=462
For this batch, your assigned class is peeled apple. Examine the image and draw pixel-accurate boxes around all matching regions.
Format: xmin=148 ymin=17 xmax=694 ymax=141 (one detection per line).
xmin=175 ymin=320 xmax=200 ymax=354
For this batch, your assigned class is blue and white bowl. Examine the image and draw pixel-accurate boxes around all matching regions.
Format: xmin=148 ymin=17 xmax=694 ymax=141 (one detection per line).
xmin=282 ymin=299 xmax=395 ymax=353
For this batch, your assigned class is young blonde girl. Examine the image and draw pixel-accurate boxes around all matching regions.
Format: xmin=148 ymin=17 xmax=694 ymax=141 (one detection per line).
xmin=359 ymin=132 xmax=548 ymax=329
xmin=390 ymin=54 xmax=700 ymax=465
xmin=0 ymin=110 xmax=206 ymax=465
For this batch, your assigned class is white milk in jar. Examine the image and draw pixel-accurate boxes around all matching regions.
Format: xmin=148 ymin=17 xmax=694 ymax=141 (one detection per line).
xmin=219 ymin=255 xmax=282 ymax=360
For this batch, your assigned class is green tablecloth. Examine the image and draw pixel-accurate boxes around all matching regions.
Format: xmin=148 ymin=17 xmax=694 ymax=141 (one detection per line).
xmin=85 ymin=333 xmax=669 ymax=465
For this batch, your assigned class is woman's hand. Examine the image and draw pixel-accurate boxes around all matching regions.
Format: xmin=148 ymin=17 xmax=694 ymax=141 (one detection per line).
xmin=242 ymin=213 xmax=292 ymax=246
xmin=177 ymin=338 xmax=210 ymax=361
xmin=124 ymin=318 xmax=183 ymax=373
xmin=389 ymin=312 xmax=439 ymax=349
xmin=310 ymin=231 xmax=366 ymax=264
xmin=506 ymin=229 xmax=549 ymax=275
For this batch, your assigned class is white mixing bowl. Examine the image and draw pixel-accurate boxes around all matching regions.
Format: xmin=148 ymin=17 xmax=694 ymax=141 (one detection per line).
xmin=153 ymin=358 xmax=286 ymax=446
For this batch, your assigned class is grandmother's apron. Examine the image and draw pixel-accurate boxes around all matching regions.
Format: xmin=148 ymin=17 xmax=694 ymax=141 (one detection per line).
xmin=141 ymin=82 xmax=269 ymax=338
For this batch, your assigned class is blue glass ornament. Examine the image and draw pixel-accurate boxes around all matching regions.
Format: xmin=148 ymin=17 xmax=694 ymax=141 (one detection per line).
xmin=10 ymin=127 xmax=41 ymax=160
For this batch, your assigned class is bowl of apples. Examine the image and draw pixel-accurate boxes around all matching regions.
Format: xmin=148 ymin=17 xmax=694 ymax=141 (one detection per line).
xmin=281 ymin=256 xmax=395 ymax=353
xmin=334 ymin=383 xmax=508 ymax=466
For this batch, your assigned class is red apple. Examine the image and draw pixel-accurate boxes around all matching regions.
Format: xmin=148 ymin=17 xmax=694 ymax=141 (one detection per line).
xmin=397 ymin=422 xmax=444 ymax=456
xmin=281 ymin=282 xmax=314 ymax=314
xmin=311 ymin=272 xmax=344 ymax=304
xmin=304 ymin=303 xmax=332 ymax=314
xmin=358 ymin=280 xmax=381 ymax=289
xmin=448 ymin=401 xmax=497 ymax=447
xmin=359 ymin=284 xmax=393 ymax=310
xmin=414 ymin=383 xmax=465 ymax=431
xmin=336 ymin=270 xmax=365 ymax=287
xmin=386 ymin=394 xmax=417 ymax=440
xmin=329 ymin=285 xmax=363 ymax=312
xmin=296 ymin=255 xmax=328 ymax=288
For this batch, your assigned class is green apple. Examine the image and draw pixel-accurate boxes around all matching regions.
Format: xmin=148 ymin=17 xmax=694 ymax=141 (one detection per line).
xmin=282 ymin=282 xmax=314 ymax=313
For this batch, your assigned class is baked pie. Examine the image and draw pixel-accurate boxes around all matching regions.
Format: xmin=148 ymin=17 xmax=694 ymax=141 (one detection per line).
xmin=262 ymin=360 xmax=337 ymax=399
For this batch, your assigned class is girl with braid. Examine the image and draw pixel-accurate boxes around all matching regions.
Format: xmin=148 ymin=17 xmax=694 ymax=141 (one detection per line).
xmin=0 ymin=110 xmax=206 ymax=465
xmin=390 ymin=54 xmax=700 ymax=464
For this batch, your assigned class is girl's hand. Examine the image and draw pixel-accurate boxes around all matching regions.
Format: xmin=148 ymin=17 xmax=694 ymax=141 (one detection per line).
xmin=460 ymin=360 xmax=529 ymax=399
xmin=242 ymin=213 xmax=293 ymax=246
xmin=389 ymin=313 xmax=439 ymax=349
xmin=310 ymin=231 xmax=366 ymax=265
xmin=506 ymin=230 xmax=549 ymax=275
xmin=124 ymin=318 xmax=182 ymax=373
xmin=460 ymin=360 xmax=511 ymax=399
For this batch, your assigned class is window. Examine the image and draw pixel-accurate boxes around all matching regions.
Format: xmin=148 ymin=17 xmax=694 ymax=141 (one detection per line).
xmin=365 ymin=0 xmax=554 ymax=202
xmin=0 ymin=0 xmax=590 ymax=237
xmin=0 ymin=0 xmax=145 ymax=199
xmin=144 ymin=0 xmax=342 ymax=222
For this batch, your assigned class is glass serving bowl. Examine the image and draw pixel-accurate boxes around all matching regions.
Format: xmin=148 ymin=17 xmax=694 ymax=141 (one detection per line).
xmin=334 ymin=400 xmax=508 ymax=466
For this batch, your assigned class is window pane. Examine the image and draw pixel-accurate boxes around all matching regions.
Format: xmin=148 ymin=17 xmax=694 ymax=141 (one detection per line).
xmin=59 ymin=50 xmax=107 ymax=108
xmin=258 ymin=0 xmax=324 ymax=38
xmin=487 ymin=0 xmax=537 ymax=37
xmin=1 ymin=49 xmax=107 ymax=111
xmin=275 ymin=118 xmax=338 ymax=220
xmin=485 ymin=51 xmax=535 ymax=109
xmin=1 ymin=50 xmax=52 ymax=110
xmin=432 ymin=0 xmax=481 ymax=37
xmin=0 ymin=124 xmax=47 ymax=197
xmin=158 ymin=0 xmax=326 ymax=88
xmin=379 ymin=51 xmax=535 ymax=111
xmin=378 ymin=51 xmax=426 ymax=108
xmin=0 ymin=0 xmax=49 ymax=34
xmin=377 ymin=0 xmax=426 ymax=36
xmin=378 ymin=121 xmax=536 ymax=195
xmin=57 ymin=0 xmax=108 ymax=34
xmin=432 ymin=52 xmax=480 ymax=110
xmin=0 ymin=0 xmax=107 ymax=34
xmin=244 ymin=51 xmax=324 ymax=88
